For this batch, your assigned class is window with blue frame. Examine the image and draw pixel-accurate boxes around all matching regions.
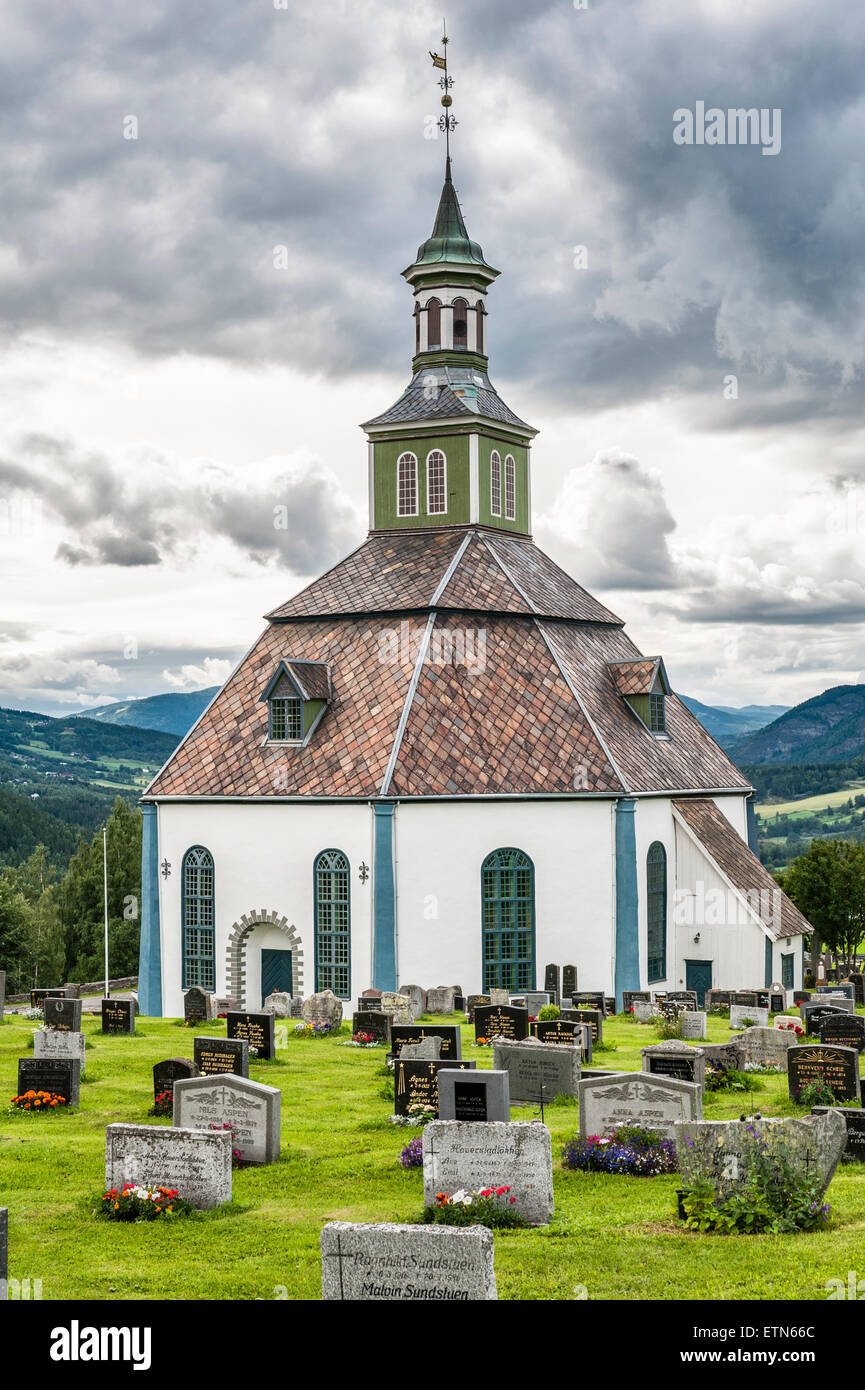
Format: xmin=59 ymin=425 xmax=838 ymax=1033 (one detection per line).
xmin=481 ymin=848 xmax=535 ymax=991
xmin=314 ymin=849 xmax=351 ymax=997
xmin=647 ymin=841 xmax=667 ymax=983
xmin=182 ymin=846 xmax=215 ymax=990
xmin=781 ymin=952 xmax=794 ymax=989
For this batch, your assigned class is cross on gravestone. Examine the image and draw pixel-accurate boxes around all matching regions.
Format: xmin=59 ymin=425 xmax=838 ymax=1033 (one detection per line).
xmin=323 ymin=1231 xmax=350 ymax=1300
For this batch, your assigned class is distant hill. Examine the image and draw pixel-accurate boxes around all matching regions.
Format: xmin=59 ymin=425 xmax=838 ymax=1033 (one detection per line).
xmin=76 ymin=688 xmax=219 ymax=737
xmin=732 ymin=685 xmax=865 ymax=765
xmin=0 ymin=785 xmax=84 ymax=868
xmin=679 ymin=696 xmax=789 ymax=749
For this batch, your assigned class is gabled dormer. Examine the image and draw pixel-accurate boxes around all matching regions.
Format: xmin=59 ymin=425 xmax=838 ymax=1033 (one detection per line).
xmin=608 ymin=657 xmax=672 ymax=736
xmin=261 ymin=660 xmax=332 ymax=746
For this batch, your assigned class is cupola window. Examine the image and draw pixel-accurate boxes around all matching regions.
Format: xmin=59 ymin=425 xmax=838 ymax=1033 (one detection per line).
xmin=490 ymin=450 xmax=501 ymax=516
xmin=452 ymin=297 xmax=468 ymax=349
xmin=427 ymin=449 xmax=447 ymax=514
xmin=397 ymin=452 xmax=419 ymax=516
xmin=504 ymin=454 xmax=516 ymax=520
xmin=426 ymin=297 xmax=441 ymax=350
xmin=475 ymin=300 xmax=484 ymax=354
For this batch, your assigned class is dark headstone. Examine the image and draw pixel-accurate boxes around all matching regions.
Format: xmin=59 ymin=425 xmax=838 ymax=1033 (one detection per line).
xmin=351 ymin=1010 xmax=389 ymax=1042
xmin=622 ymin=990 xmax=650 ymax=1013
xmin=605 ymin=996 xmax=616 ymax=1016
xmin=42 ymin=996 xmax=82 ymax=1033
xmin=793 ymin=990 xmax=812 ymax=1005
xmin=812 ymin=1107 xmax=865 ymax=1164
xmin=544 ymin=964 xmax=560 ymax=1005
xmin=183 ymin=988 xmax=212 ymax=1024
xmin=193 ymin=1036 xmax=249 ymax=1078
xmin=562 ymin=1007 xmax=603 ymax=1044
xmin=701 ymin=1042 xmax=745 ymax=1074
xmin=0 ymin=1207 xmax=6 ymax=1301
xmin=392 ymin=1058 xmax=476 ymax=1117
xmin=769 ymin=992 xmax=786 ymax=1013
xmin=389 ymin=1024 xmax=461 ymax=1060
xmin=801 ymin=1002 xmax=849 ymax=1033
xmin=562 ymin=965 xmax=578 ymax=998
xmin=818 ymin=1013 xmax=865 ymax=1052
xmin=29 ymin=988 xmax=64 ymax=1009
xmin=452 ymin=994 xmax=465 ymax=1013
xmin=644 ymin=1048 xmax=702 ymax=1084
xmin=464 ymin=994 xmax=490 ymax=1023
xmin=17 ymin=1056 xmax=80 ymax=1106
xmin=473 ymin=1004 xmax=529 ymax=1042
xmin=787 ymin=1044 xmax=859 ymax=1102
xmin=101 ymin=998 xmax=135 ymax=1034
xmin=452 ymin=1080 xmax=490 ymax=1121
xmin=226 ymin=1011 xmax=276 ymax=1060
xmin=153 ymin=1058 xmax=197 ymax=1099
xmin=817 ymin=983 xmax=855 ymax=1000
xmin=357 ymin=997 xmax=383 ymax=1013
xmin=572 ymin=991 xmax=606 ymax=1016
xmin=667 ymin=991 xmax=698 ymax=1010
xmin=706 ymin=990 xmax=732 ymax=1007
xmin=754 ymin=990 xmax=770 ymax=1009
xmin=732 ymin=991 xmax=758 ymax=1007
xmin=850 ymin=974 xmax=864 ymax=1006
xmin=532 ymin=1019 xmax=582 ymax=1046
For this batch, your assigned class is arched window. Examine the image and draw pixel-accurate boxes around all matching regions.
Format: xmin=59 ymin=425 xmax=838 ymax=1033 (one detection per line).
xmin=481 ymin=848 xmax=535 ymax=991
xmin=475 ymin=300 xmax=485 ymax=354
xmin=397 ymin=452 xmax=418 ymax=516
xmin=504 ymin=455 xmax=516 ymax=520
xmin=490 ymin=450 xmax=501 ymax=517
xmin=647 ymin=842 xmax=667 ymax=983
xmin=426 ymin=297 xmax=441 ymax=350
xmin=427 ymin=449 xmax=447 ymax=515
xmin=314 ymin=849 xmax=350 ymax=997
xmin=452 ymin=297 xmax=468 ymax=349
xmin=414 ymin=304 xmax=420 ymax=354
xmin=182 ymin=846 xmax=215 ymax=990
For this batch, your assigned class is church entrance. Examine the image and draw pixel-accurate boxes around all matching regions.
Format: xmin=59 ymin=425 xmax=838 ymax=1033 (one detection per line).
xmin=261 ymin=948 xmax=293 ymax=1005
xmin=685 ymin=959 xmax=713 ymax=1008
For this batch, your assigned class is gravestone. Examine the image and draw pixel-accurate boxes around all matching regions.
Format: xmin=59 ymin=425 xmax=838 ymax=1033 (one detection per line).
xmin=393 ymin=1058 xmax=476 ymax=1117
xmin=774 ymin=1015 xmax=803 ymax=1031
xmin=705 ymin=989 xmax=731 ymax=1008
xmin=732 ymin=991 xmax=758 ymax=1007
xmin=473 ymin=1004 xmax=529 ymax=1042
xmin=667 ymin=991 xmax=698 ymax=1010
xmin=563 ymin=1007 xmax=603 ymax=1044
xmin=102 ymin=998 xmax=135 ymax=1034
xmin=573 ymin=991 xmax=606 ymax=1016
xmin=438 ymin=1070 xmax=510 ymax=1123
xmin=320 ymin=1221 xmax=496 ymax=1301
xmin=632 ymin=1001 xmax=657 ymax=1023
xmin=769 ymin=989 xmax=786 ymax=1013
xmin=398 ymin=984 xmax=425 ymax=1019
xmin=212 ymin=996 xmax=240 ymax=1015
xmin=801 ymin=1001 xmax=854 ymax=1034
xmin=422 ymin=1120 xmax=554 ymax=1225
xmin=173 ymin=1073 xmax=281 ymax=1165
xmin=729 ymin=1004 xmax=769 ymax=1030
xmin=818 ymin=1013 xmax=865 ymax=1052
xmin=453 ymin=993 xmax=466 ymax=1012
xmin=811 ymin=1107 xmax=865 ymax=1164
xmin=194 ymin=1036 xmax=249 ymax=1079
xmin=30 ymin=988 xmax=64 ymax=1009
xmin=153 ymin=1057 xmax=197 ymax=1099
xmin=379 ymin=990 xmax=412 ymax=1023
xmin=464 ymin=994 xmax=489 ymax=1022
xmin=787 ymin=1044 xmax=859 ymax=1102
xmin=226 ymin=1010 xmax=276 ymax=1060
xmin=17 ymin=1056 xmax=80 ymax=1106
xmin=679 ymin=1011 xmax=707 ymax=1041
xmin=544 ymin=964 xmax=560 ymax=1004
xmin=34 ymin=1027 xmax=86 ymax=1076
xmin=793 ymin=990 xmax=811 ymax=1006
xmin=677 ymin=1111 xmax=846 ymax=1201
xmin=730 ymin=1025 xmax=798 ymax=1067
xmin=361 ymin=988 xmax=382 ymax=998
xmin=302 ymin=990 xmax=343 ymax=1029
xmin=425 ymin=987 xmax=456 ymax=1014
xmin=351 ymin=1010 xmax=389 ymax=1043
xmin=701 ymin=1041 xmax=745 ymax=1076
xmin=578 ymin=1071 xmax=702 ymax=1141
xmin=389 ymin=1024 xmax=461 ymax=1060
xmin=562 ymin=965 xmax=578 ymax=998
xmin=105 ymin=1123 xmax=232 ymax=1209
xmin=493 ymin=1038 xmax=581 ymax=1105
xmin=818 ymin=983 xmax=855 ymax=1000
xmin=532 ymin=1018 xmax=583 ymax=1047
xmin=850 ymin=974 xmax=864 ymax=1006
xmin=488 ymin=988 xmax=510 ymax=1005
xmin=42 ymin=996 xmax=82 ymax=1033
xmin=640 ymin=1040 xmax=706 ymax=1090
xmin=0 ymin=1207 xmax=6 ymax=1302
xmin=356 ymin=996 xmax=383 ymax=1013
xmin=263 ymin=991 xmax=292 ymax=1017
xmin=521 ymin=991 xmax=551 ymax=1017
xmin=398 ymin=1037 xmax=441 ymax=1061
xmin=184 ymin=988 xmax=213 ymax=1024
xmin=622 ymin=990 xmax=650 ymax=1013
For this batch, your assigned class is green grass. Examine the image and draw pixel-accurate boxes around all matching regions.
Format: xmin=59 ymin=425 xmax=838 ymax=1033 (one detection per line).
xmin=1 ymin=1010 xmax=863 ymax=1301
xmin=756 ymin=783 xmax=865 ymax=817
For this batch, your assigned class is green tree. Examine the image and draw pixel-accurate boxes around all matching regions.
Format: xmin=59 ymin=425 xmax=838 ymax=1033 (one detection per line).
xmin=0 ymin=874 xmax=31 ymax=993
xmin=782 ymin=839 xmax=865 ymax=974
xmin=57 ymin=799 xmax=142 ymax=981
xmin=6 ymin=844 xmax=65 ymax=988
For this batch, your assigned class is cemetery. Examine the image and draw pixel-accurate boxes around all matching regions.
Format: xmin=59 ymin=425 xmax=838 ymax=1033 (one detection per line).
xmin=1 ymin=986 xmax=865 ymax=1300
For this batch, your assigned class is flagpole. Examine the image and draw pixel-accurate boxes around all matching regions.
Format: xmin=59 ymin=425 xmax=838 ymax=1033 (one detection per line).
xmin=103 ymin=825 xmax=110 ymax=998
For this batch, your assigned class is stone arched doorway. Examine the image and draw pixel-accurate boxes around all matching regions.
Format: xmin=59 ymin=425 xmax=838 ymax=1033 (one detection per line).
xmin=225 ymin=909 xmax=304 ymax=1009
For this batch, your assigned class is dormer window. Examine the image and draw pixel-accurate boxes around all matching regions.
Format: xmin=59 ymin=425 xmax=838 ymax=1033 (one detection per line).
xmin=261 ymin=660 xmax=332 ymax=746
xmin=607 ymin=657 xmax=672 ymax=738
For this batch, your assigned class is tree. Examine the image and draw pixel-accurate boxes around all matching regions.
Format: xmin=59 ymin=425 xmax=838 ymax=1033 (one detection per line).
xmin=783 ymin=839 xmax=865 ymax=974
xmin=57 ymin=799 xmax=142 ymax=981
xmin=0 ymin=874 xmax=31 ymax=994
xmin=6 ymin=844 xmax=65 ymax=988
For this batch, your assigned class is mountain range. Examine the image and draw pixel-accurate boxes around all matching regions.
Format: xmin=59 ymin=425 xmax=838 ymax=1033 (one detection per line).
xmin=729 ymin=684 xmax=865 ymax=765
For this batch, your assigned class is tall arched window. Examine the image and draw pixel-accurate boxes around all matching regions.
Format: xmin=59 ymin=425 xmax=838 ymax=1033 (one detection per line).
xmin=314 ymin=849 xmax=350 ymax=997
xmin=647 ymin=842 xmax=667 ymax=983
xmin=426 ymin=297 xmax=441 ymax=349
xmin=490 ymin=450 xmax=501 ymax=517
xmin=397 ymin=452 xmax=418 ymax=516
xmin=414 ymin=304 xmax=420 ymax=354
xmin=452 ymin=297 xmax=468 ymax=348
xmin=504 ymin=454 xmax=516 ymax=520
xmin=427 ymin=449 xmax=447 ymax=514
xmin=182 ymin=846 xmax=215 ymax=990
xmin=481 ymin=848 xmax=535 ymax=991
xmin=475 ymin=300 xmax=485 ymax=354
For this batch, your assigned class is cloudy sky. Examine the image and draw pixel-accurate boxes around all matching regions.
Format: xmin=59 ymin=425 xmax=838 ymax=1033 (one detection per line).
xmin=3 ymin=0 xmax=865 ymax=715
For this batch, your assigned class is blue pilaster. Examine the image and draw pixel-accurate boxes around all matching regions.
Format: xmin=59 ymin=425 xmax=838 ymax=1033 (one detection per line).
xmin=138 ymin=803 xmax=163 ymax=1016
xmin=614 ymin=799 xmax=640 ymax=1010
xmin=372 ymin=802 xmax=397 ymax=990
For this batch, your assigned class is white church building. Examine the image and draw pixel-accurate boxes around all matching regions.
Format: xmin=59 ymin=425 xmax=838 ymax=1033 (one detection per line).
xmin=137 ymin=120 xmax=807 ymax=1018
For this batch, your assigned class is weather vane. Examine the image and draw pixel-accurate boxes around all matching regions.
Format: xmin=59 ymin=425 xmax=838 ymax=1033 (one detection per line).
xmin=429 ymin=18 xmax=457 ymax=160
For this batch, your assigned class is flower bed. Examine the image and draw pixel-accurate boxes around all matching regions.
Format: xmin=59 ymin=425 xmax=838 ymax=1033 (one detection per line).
xmin=95 ymin=1183 xmax=195 ymax=1222
xmin=11 ymin=1089 xmax=68 ymax=1110
xmin=424 ymin=1186 xmax=527 ymax=1229
xmin=681 ymin=1123 xmax=832 ymax=1234
xmin=291 ymin=1021 xmax=340 ymax=1038
xmin=341 ymin=1031 xmax=384 ymax=1048
xmin=148 ymin=1090 xmax=173 ymax=1117
xmin=562 ymin=1124 xmax=678 ymax=1176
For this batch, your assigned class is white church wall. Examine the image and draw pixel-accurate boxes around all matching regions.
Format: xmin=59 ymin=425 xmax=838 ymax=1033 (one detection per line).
xmin=155 ymin=801 xmax=373 ymax=1017
xmin=392 ymin=799 xmax=615 ymax=995
xmin=712 ymin=795 xmax=748 ymax=838
xmin=673 ymin=819 xmax=768 ymax=989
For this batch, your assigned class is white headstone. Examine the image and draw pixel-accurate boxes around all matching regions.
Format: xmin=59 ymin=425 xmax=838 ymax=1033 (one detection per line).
xmin=422 ymin=1120 xmax=554 ymax=1226
xmin=320 ymin=1221 xmax=496 ymax=1300
xmin=173 ymin=1074 xmax=281 ymax=1165
xmin=105 ymin=1124 xmax=232 ymax=1209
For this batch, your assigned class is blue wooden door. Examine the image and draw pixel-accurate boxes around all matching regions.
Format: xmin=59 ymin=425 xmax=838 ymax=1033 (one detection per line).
xmin=261 ymin=948 xmax=293 ymax=1004
xmin=685 ymin=960 xmax=713 ymax=1008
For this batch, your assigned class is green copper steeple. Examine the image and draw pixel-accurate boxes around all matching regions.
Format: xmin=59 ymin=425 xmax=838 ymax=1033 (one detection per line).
xmin=408 ymin=157 xmax=498 ymax=276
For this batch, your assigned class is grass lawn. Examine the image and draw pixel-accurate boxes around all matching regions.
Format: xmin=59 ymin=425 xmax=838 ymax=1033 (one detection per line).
xmin=1 ymin=1009 xmax=863 ymax=1301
